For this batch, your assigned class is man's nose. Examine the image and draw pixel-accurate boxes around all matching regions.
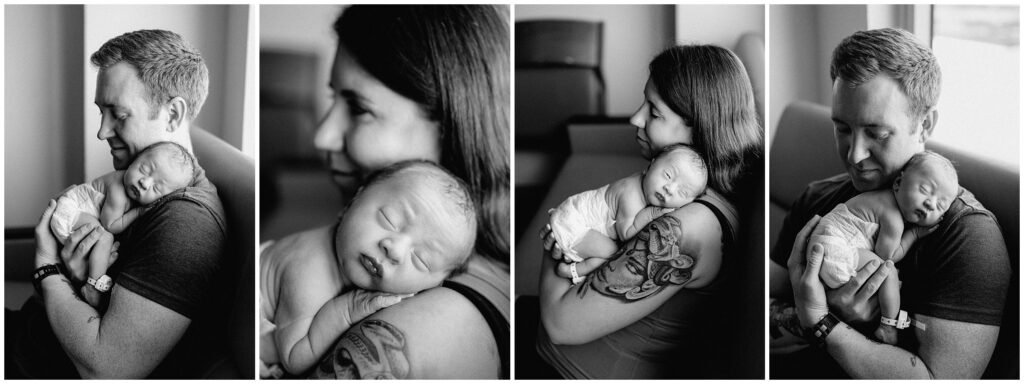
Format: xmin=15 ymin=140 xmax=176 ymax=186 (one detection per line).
xmin=379 ymin=235 xmax=411 ymax=264
xmin=97 ymin=114 xmax=114 ymax=141
xmin=313 ymin=100 xmax=346 ymax=152
xmin=846 ymin=132 xmax=871 ymax=165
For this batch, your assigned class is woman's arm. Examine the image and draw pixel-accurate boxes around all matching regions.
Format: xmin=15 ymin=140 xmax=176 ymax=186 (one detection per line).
xmin=539 ymin=203 xmax=723 ymax=345
xmin=309 ymin=288 xmax=501 ymax=379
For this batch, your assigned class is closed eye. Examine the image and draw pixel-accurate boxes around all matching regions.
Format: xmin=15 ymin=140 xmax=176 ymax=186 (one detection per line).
xmin=379 ymin=210 xmax=397 ymax=230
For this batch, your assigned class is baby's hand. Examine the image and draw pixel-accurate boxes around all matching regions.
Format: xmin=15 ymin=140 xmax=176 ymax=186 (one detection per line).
xmin=343 ymin=289 xmax=412 ymax=326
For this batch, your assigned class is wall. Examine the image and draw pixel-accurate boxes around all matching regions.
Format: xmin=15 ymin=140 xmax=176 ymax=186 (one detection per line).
xmin=259 ymin=4 xmax=342 ymax=118
xmin=768 ymin=4 xmax=868 ymax=145
xmin=515 ymin=5 xmax=674 ymax=116
xmin=675 ymin=5 xmax=764 ymax=49
xmin=4 ymin=5 xmax=85 ymax=227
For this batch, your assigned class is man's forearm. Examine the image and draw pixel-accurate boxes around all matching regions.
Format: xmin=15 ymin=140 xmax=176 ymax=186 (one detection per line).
xmin=826 ymin=322 xmax=933 ymax=379
xmin=768 ymin=298 xmax=810 ymax=353
xmin=40 ymin=275 xmax=107 ymax=378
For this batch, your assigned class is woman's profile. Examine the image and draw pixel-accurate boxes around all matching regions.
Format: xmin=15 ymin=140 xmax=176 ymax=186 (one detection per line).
xmin=259 ymin=5 xmax=509 ymax=379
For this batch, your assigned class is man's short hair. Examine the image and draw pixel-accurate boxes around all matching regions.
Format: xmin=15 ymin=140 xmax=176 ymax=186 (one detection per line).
xmin=91 ymin=29 xmax=209 ymax=121
xmin=830 ymin=28 xmax=941 ymax=120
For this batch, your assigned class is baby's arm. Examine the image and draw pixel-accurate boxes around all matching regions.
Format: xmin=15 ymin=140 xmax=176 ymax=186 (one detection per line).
xmin=275 ymin=289 xmax=406 ymax=374
xmin=623 ymin=205 xmax=676 ymax=240
xmin=95 ymin=171 xmax=135 ymax=234
xmin=79 ymin=225 xmax=119 ymax=308
xmin=873 ymin=210 xmax=906 ymax=261
xmin=613 ymin=188 xmax=652 ymax=240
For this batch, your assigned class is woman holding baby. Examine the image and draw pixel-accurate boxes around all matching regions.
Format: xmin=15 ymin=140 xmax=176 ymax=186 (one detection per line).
xmin=532 ymin=45 xmax=763 ymax=378
xmin=260 ymin=5 xmax=509 ymax=379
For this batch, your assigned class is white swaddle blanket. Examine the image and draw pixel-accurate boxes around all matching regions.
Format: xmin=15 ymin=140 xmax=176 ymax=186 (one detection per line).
xmin=50 ymin=183 xmax=106 ymax=243
xmin=548 ymin=185 xmax=615 ymax=262
xmin=809 ymin=203 xmax=879 ymax=288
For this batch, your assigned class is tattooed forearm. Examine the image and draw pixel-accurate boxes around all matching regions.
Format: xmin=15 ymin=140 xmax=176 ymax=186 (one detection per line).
xmin=308 ymin=319 xmax=411 ymax=379
xmin=769 ymin=298 xmax=805 ymax=339
xmin=576 ymin=215 xmax=694 ymax=301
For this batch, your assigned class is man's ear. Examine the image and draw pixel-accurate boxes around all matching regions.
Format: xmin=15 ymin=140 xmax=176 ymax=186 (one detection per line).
xmin=918 ymin=108 xmax=938 ymax=143
xmin=165 ymin=97 xmax=189 ymax=132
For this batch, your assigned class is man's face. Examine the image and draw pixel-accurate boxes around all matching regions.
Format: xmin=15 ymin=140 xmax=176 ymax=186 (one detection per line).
xmin=831 ymin=75 xmax=930 ymax=191
xmin=95 ymin=62 xmax=173 ymax=170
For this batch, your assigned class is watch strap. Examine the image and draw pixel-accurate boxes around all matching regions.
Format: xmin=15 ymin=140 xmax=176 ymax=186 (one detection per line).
xmin=807 ymin=312 xmax=840 ymax=347
xmin=32 ymin=264 xmax=67 ymax=295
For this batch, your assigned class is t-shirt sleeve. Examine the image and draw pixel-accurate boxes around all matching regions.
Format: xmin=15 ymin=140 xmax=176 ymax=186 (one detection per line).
xmin=115 ymin=198 xmax=226 ymax=318
xmin=909 ymin=212 xmax=1010 ymax=325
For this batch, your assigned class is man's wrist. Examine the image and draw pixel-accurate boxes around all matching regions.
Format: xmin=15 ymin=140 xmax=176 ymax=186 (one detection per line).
xmin=805 ymin=312 xmax=841 ymax=347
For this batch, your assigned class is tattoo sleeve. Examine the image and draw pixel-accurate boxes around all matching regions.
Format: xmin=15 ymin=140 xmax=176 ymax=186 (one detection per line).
xmin=769 ymin=298 xmax=805 ymax=340
xmin=308 ymin=319 xmax=411 ymax=379
xmin=576 ymin=215 xmax=695 ymax=301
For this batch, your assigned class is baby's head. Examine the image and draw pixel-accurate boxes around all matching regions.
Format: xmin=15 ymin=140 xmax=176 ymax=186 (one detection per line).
xmin=334 ymin=160 xmax=478 ymax=294
xmin=123 ymin=142 xmax=196 ymax=205
xmin=893 ymin=151 xmax=959 ymax=227
xmin=642 ymin=144 xmax=708 ymax=208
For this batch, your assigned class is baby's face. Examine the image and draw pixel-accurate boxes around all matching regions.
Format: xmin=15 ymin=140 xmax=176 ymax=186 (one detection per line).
xmin=122 ymin=148 xmax=193 ymax=205
xmin=895 ymin=159 xmax=958 ymax=226
xmin=335 ymin=171 xmax=473 ymax=294
xmin=642 ymin=151 xmax=706 ymax=208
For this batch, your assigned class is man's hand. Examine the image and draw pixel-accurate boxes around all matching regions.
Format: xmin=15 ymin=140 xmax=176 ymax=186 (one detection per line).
xmin=60 ymin=223 xmax=114 ymax=284
xmin=786 ymin=215 xmax=829 ymax=328
xmin=825 ymin=248 xmax=894 ymax=324
xmin=35 ymin=199 xmax=61 ymax=268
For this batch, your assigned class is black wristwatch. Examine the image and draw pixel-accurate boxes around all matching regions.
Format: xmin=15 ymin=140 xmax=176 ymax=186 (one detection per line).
xmin=806 ymin=312 xmax=840 ymax=347
xmin=32 ymin=263 xmax=67 ymax=296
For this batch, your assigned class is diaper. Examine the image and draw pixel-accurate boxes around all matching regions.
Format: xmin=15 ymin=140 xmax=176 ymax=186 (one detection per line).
xmin=50 ymin=184 xmax=105 ymax=243
xmin=809 ymin=203 xmax=879 ymax=288
xmin=548 ymin=185 xmax=614 ymax=262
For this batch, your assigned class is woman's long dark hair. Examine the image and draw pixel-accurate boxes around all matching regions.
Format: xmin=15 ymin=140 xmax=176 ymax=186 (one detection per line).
xmin=335 ymin=5 xmax=510 ymax=264
xmin=649 ymin=45 xmax=762 ymax=199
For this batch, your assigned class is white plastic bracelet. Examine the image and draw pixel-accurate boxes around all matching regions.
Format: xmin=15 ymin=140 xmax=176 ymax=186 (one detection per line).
xmin=569 ymin=262 xmax=584 ymax=285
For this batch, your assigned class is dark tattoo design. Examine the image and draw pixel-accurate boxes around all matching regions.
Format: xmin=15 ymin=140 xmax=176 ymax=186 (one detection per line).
xmin=87 ymin=316 xmax=100 ymax=324
xmin=769 ymin=298 xmax=805 ymax=339
xmin=910 ymin=356 xmax=917 ymax=367
xmin=309 ymin=319 xmax=410 ymax=379
xmin=577 ymin=215 xmax=695 ymax=301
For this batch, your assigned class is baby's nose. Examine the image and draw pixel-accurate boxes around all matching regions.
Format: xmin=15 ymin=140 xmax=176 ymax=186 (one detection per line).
xmin=380 ymin=236 xmax=411 ymax=263
xmin=139 ymin=177 xmax=153 ymax=190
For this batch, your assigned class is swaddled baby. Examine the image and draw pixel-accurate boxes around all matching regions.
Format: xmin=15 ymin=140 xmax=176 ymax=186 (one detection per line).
xmin=260 ymin=160 xmax=477 ymax=378
xmin=810 ymin=151 xmax=957 ymax=344
xmin=50 ymin=141 xmax=196 ymax=306
xmin=547 ymin=144 xmax=708 ymax=278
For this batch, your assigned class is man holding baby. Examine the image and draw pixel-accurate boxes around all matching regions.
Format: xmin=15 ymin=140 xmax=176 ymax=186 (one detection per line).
xmin=6 ymin=29 xmax=228 ymax=379
xmin=769 ymin=28 xmax=1010 ymax=379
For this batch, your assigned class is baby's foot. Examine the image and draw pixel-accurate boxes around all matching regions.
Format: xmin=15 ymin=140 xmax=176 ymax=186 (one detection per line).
xmin=874 ymin=324 xmax=898 ymax=345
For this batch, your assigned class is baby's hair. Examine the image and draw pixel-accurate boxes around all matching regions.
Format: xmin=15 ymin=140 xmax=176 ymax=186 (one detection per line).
xmin=902 ymin=150 xmax=958 ymax=186
xmin=137 ymin=141 xmax=197 ymax=185
xmin=653 ymin=143 xmax=710 ymax=196
xmin=354 ymin=160 xmax=478 ymax=276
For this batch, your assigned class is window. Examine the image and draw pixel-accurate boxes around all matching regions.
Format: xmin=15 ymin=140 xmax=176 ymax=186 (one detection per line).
xmin=928 ymin=5 xmax=1019 ymax=167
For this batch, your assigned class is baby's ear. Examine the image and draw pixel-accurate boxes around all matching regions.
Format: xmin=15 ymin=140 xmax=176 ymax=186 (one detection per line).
xmin=893 ymin=174 xmax=903 ymax=191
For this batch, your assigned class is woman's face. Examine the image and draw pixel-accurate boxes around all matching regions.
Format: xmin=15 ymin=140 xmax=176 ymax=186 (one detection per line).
xmin=630 ymin=78 xmax=693 ymax=159
xmin=314 ymin=43 xmax=442 ymax=195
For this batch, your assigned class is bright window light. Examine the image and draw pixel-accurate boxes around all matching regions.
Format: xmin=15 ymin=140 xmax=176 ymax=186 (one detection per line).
xmin=929 ymin=5 xmax=1019 ymax=167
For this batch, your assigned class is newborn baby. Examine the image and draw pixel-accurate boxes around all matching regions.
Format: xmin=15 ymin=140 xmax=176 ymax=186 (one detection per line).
xmin=810 ymin=151 xmax=958 ymax=344
xmin=260 ymin=160 xmax=477 ymax=378
xmin=548 ymin=144 xmax=707 ymax=276
xmin=50 ymin=141 xmax=196 ymax=307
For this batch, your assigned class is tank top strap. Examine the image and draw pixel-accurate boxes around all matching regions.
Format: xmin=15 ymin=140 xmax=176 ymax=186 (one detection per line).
xmin=694 ymin=189 xmax=739 ymax=243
